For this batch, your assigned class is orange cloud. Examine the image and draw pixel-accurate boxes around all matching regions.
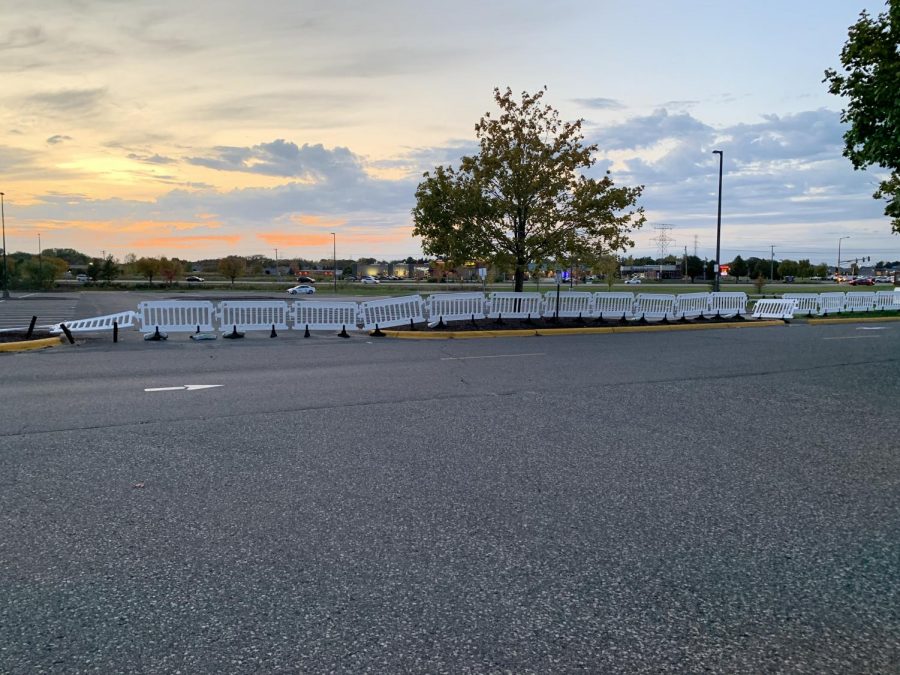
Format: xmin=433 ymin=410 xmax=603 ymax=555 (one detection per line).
xmin=14 ymin=218 xmax=222 ymax=234
xmin=257 ymin=232 xmax=335 ymax=247
xmin=286 ymin=214 xmax=347 ymax=229
xmin=131 ymin=235 xmax=242 ymax=249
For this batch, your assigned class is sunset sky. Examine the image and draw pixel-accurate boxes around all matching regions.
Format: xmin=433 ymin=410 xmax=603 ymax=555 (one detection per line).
xmin=1 ymin=0 xmax=896 ymax=265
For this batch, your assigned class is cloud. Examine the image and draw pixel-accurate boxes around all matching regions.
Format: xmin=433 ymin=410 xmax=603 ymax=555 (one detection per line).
xmin=127 ymin=152 xmax=176 ymax=164
xmin=573 ymin=97 xmax=624 ymax=110
xmin=130 ymin=235 xmax=241 ymax=249
xmin=26 ymin=87 xmax=107 ymax=114
xmin=46 ymin=134 xmax=73 ymax=145
xmin=257 ymin=233 xmax=335 ymax=247
xmin=186 ymin=140 xmax=367 ymax=182
xmin=0 ymin=26 xmax=47 ymax=51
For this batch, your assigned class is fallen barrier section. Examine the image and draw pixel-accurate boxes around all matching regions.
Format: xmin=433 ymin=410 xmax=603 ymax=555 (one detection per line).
xmin=50 ymin=288 xmax=900 ymax=338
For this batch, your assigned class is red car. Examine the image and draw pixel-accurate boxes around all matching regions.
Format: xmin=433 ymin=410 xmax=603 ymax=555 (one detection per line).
xmin=849 ymin=277 xmax=874 ymax=286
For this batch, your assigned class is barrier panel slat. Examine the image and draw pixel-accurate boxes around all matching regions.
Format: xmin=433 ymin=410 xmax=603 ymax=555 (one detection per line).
xmin=818 ymin=292 xmax=846 ymax=314
xmin=138 ymin=301 xmax=216 ymax=333
xmin=541 ymin=291 xmax=593 ymax=318
xmin=292 ymin=301 xmax=360 ymax=330
xmin=875 ymin=290 xmax=900 ymax=311
xmin=676 ymin=293 xmax=710 ymax=319
xmin=50 ymin=310 xmax=138 ymax=334
xmin=752 ymin=298 xmax=796 ymax=319
xmin=783 ymin=293 xmax=820 ymax=316
xmin=844 ymin=291 xmax=876 ymax=312
xmin=486 ymin=292 xmax=543 ymax=319
xmin=360 ymin=295 xmax=426 ymax=330
xmin=425 ymin=293 xmax=487 ymax=325
xmin=592 ymin=292 xmax=636 ymax=319
xmin=219 ymin=301 xmax=290 ymax=331
xmin=633 ymin=294 xmax=677 ymax=322
xmin=707 ymin=292 xmax=748 ymax=318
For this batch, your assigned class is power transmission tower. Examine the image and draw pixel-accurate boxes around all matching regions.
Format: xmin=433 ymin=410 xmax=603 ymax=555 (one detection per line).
xmin=651 ymin=225 xmax=674 ymax=279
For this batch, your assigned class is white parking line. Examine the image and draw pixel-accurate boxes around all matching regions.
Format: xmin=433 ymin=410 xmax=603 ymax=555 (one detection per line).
xmin=822 ymin=336 xmax=882 ymax=340
xmin=441 ymin=352 xmax=545 ymax=361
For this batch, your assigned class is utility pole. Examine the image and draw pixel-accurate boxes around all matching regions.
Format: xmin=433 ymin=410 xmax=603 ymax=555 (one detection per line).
xmin=38 ymin=232 xmax=42 ymax=281
xmin=712 ymin=150 xmax=724 ymax=292
xmin=770 ymin=245 xmax=775 ymax=280
xmin=1 ymin=192 xmax=8 ymax=299
xmin=274 ymin=248 xmax=279 ymax=278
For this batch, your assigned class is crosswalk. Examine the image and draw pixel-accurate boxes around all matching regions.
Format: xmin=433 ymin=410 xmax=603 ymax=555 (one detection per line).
xmin=0 ymin=293 xmax=82 ymax=331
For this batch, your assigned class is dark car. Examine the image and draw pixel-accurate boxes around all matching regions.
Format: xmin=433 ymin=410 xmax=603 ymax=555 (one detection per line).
xmin=185 ymin=276 xmax=204 ymax=282
xmin=849 ymin=277 xmax=874 ymax=286
xmin=296 ymin=275 xmax=316 ymax=283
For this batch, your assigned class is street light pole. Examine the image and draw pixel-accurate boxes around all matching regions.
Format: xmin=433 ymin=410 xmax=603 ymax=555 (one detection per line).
xmin=332 ymin=232 xmax=337 ymax=293
xmin=837 ymin=236 xmax=850 ymax=277
xmin=1 ymin=192 xmax=8 ymax=299
xmin=712 ymin=150 xmax=723 ymax=293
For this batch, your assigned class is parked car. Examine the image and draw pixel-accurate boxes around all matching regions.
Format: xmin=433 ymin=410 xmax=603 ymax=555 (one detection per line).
xmin=874 ymin=276 xmax=893 ymax=284
xmin=360 ymin=276 xmax=379 ymax=284
xmin=296 ymin=276 xmax=316 ymax=283
xmin=75 ymin=274 xmax=89 ymax=283
xmin=849 ymin=277 xmax=874 ymax=286
xmin=624 ymin=277 xmax=641 ymax=285
xmin=345 ymin=275 xmax=358 ymax=282
xmin=287 ymin=284 xmax=316 ymax=295
xmin=185 ymin=275 xmax=204 ymax=283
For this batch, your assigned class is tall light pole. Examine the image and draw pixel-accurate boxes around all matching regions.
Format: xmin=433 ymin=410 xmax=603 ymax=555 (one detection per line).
xmin=837 ymin=236 xmax=850 ymax=278
xmin=38 ymin=232 xmax=42 ymax=282
xmin=331 ymin=232 xmax=337 ymax=293
xmin=274 ymin=248 xmax=279 ymax=278
xmin=1 ymin=192 xmax=8 ymax=299
xmin=712 ymin=150 xmax=723 ymax=292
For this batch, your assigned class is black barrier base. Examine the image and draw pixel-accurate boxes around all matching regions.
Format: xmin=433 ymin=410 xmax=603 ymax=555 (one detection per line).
xmin=338 ymin=325 xmax=350 ymax=338
xmin=223 ymin=325 xmax=244 ymax=339
xmin=371 ymin=324 xmax=385 ymax=337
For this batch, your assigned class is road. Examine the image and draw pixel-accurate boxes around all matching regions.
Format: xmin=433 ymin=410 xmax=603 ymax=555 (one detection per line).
xmin=1 ymin=319 xmax=898 ymax=672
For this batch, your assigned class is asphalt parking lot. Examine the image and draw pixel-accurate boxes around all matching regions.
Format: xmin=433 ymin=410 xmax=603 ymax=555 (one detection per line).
xmin=1 ymin=300 xmax=898 ymax=672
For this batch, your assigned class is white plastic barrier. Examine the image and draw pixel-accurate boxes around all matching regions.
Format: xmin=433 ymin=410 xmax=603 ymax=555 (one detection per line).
xmin=633 ymin=294 xmax=677 ymax=322
xmin=542 ymin=291 xmax=593 ymax=318
xmin=138 ymin=301 xmax=216 ymax=333
xmin=818 ymin=292 xmax=846 ymax=314
xmin=360 ymin=295 xmax=426 ymax=330
xmin=844 ymin=291 xmax=876 ymax=312
xmin=783 ymin=293 xmax=820 ymax=316
xmin=875 ymin=290 xmax=900 ymax=311
xmin=486 ymin=292 xmax=543 ymax=319
xmin=676 ymin=293 xmax=710 ymax=320
xmin=50 ymin=310 xmax=138 ymax=334
xmin=593 ymin=292 xmax=636 ymax=319
xmin=752 ymin=298 xmax=796 ymax=320
xmin=425 ymin=293 xmax=487 ymax=325
xmin=293 ymin=301 xmax=360 ymax=331
xmin=707 ymin=292 xmax=748 ymax=318
xmin=219 ymin=301 xmax=290 ymax=332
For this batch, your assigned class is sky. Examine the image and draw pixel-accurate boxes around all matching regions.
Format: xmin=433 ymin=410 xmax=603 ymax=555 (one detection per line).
xmin=1 ymin=0 xmax=897 ymax=266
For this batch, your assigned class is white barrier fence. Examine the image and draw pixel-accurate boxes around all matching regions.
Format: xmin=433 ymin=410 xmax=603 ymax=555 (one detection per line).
xmin=219 ymin=300 xmax=290 ymax=332
xmin=50 ymin=288 xmax=900 ymax=337
xmin=138 ymin=300 xmax=216 ymax=333
xmin=293 ymin=301 xmax=360 ymax=331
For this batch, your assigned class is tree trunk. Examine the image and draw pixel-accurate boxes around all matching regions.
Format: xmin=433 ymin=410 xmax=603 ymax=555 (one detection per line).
xmin=514 ymin=265 xmax=525 ymax=292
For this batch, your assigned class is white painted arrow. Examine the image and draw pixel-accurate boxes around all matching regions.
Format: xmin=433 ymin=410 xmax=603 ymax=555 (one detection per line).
xmin=144 ymin=384 xmax=223 ymax=392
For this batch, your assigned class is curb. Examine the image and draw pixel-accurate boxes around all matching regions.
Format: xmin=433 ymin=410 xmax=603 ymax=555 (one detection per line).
xmin=382 ymin=320 xmax=785 ymax=339
xmin=807 ymin=316 xmax=900 ymax=325
xmin=0 ymin=336 xmax=66 ymax=353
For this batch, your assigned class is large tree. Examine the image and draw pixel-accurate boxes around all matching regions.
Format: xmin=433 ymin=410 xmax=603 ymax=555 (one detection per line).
xmin=413 ymin=87 xmax=645 ymax=292
xmin=824 ymin=2 xmax=900 ymax=233
xmin=218 ymin=256 xmax=246 ymax=285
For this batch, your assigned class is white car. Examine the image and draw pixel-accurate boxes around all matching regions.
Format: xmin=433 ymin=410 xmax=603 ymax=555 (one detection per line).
xmin=360 ymin=276 xmax=379 ymax=284
xmin=624 ymin=277 xmax=641 ymax=285
xmin=287 ymin=284 xmax=316 ymax=295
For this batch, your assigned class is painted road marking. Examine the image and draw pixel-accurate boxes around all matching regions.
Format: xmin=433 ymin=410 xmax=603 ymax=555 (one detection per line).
xmin=441 ymin=352 xmax=545 ymax=361
xmin=857 ymin=326 xmax=887 ymax=330
xmin=822 ymin=336 xmax=882 ymax=340
xmin=144 ymin=384 xmax=224 ymax=392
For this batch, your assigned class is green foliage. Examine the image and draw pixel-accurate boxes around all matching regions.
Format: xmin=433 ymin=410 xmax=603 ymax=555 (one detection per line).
xmin=99 ymin=255 xmax=119 ymax=283
xmin=684 ymin=255 xmax=705 ymax=281
xmin=778 ymin=259 xmax=799 ymax=278
xmin=753 ymin=274 xmax=767 ymax=294
xmin=824 ymin=1 xmax=900 ymax=233
xmin=595 ymin=255 xmax=620 ymax=290
xmin=135 ymin=257 xmax=161 ymax=284
xmin=218 ymin=256 xmax=246 ymax=284
xmin=729 ymin=255 xmax=748 ymax=282
xmin=413 ymin=87 xmax=645 ymax=292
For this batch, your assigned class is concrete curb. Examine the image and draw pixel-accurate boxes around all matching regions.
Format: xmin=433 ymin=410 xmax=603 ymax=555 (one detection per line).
xmin=807 ymin=315 xmax=900 ymax=325
xmin=381 ymin=320 xmax=785 ymax=339
xmin=0 ymin=336 xmax=66 ymax=353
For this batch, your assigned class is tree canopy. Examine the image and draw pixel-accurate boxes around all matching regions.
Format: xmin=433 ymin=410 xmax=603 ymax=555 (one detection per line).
xmin=824 ymin=1 xmax=900 ymax=233
xmin=413 ymin=87 xmax=645 ymax=292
